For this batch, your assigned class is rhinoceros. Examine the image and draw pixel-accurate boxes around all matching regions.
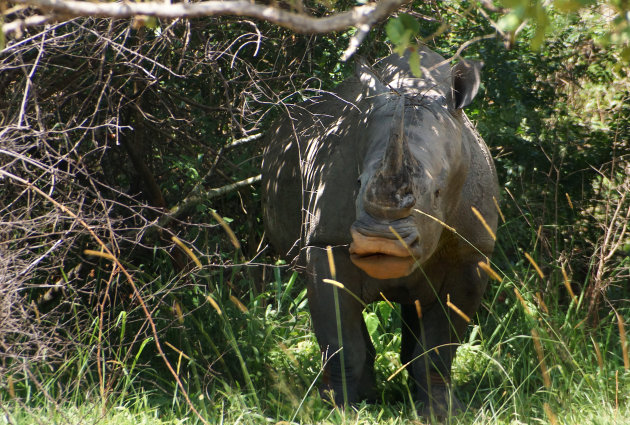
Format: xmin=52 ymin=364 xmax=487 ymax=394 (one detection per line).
xmin=261 ymin=46 xmax=499 ymax=417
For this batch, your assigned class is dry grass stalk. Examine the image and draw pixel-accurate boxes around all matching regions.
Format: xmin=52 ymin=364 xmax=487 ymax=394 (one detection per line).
xmin=477 ymin=260 xmax=502 ymax=282
xmin=524 ymin=252 xmax=545 ymax=279
xmin=206 ymin=295 xmax=223 ymax=315
xmin=229 ymin=295 xmax=249 ymax=313
xmin=447 ymin=294 xmax=471 ymax=323
xmin=471 ymin=206 xmax=496 ymax=241
xmin=561 ymin=266 xmax=577 ymax=304
xmin=171 ymin=236 xmax=202 ymax=268
xmin=412 ymin=210 xmax=457 ymax=233
xmin=531 ymin=328 xmax=551 ymax=389
xmin=174 ymin=300 xmax=185 ymax=324
xmin=617 ymin=312 xmax=629 ymax=370
xmin=323 ymin=278 xmax=345 ymax=289
xmin=7 ymin=376 xmax=15 ymax=398
xmin=209 ymin=209 xmax=241 ymax=250
xmin=535 ymin=292 xmax=549 ymax=314
xmin=323 ymin=279 xmax=366 ymax=307
xmin=83 ymin=249 xmax=116 ymax=261
xmin=565 ymin=192 xmax=574 ymax=209
xmin=493 ymin=195 xmax=506 ymax=223
xmin=380 ymin=292 xmax=394 ymax=309
xmin=164 ymin=341 xmax=191 ymax=361
xmin=592 ymin=338 xmax=604 ymax=370
xmin=326 ymin=246 xmax=336 ymax=279
xmin=543 ymin=403 xmax=559 ymax=425
xmin=414 ymin=299 xmax=422 ymax=319
xmin=514 ymin=287 xmax=532 ymax=316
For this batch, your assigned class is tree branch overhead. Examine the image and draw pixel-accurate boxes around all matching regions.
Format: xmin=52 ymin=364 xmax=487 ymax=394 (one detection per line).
xmin=6 ymin=0 xmax=408 ymax=34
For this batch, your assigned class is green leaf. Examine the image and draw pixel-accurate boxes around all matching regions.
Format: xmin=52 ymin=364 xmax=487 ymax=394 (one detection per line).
xmin=398 ymin=13 xmax=420 ymax=35
xmin=530 ymin=4 xmax=549 ymax=50
xmin=409 ymin=47 xmax=422 ymax=77
xmin=498 ymin=11 xmax=524 ymax=32
xmin=499 ymin=0 xmax=529 ymax=8
xmin=385 ymin=18 xmax=405 ymax=44
xmin=378 ymin=301 xmax=393 ymax=324
xmin=386 ymin=14 xmax=420 ymax=50
xmin=363 ymin=312 xmax=379 ymax=339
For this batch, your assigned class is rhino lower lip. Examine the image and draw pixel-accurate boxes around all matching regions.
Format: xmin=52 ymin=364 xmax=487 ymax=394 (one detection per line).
xmin=349 ymin=252 xmax=417 ymax=279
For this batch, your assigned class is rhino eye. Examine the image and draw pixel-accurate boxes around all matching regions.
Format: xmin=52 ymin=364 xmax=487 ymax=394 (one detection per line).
xmin=434 ymin=189 xmax=441 ymax=198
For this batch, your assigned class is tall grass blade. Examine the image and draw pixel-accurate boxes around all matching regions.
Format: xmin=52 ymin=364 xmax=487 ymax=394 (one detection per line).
xmin=493 ymin=195 xmax=506 ymax=223
xmin=477 ymin=260 xmax=502 ymax=282
xmin=447 ymin=294 xmax=471 ymax=323
xmin=323 ymin=279 xmax=366 ymax=307
xmin=524 ymin=252 xmax=545 ymax=279
xmin=514 ymin=287 xmax=532 ymax=316
xmin=171 ymin=236 xmax=202 ymax=268
xmin=206 ymin=295 xmax=223 ymax=315
xmin=83 ymin=249 xmax=116 ymax=261
xmin=543 ymin=403 xmax=559 ymax=425
xmin=531 ymin=329 xmax=551 ymax=389
xmin=561 ymin=266 xmax=577 ymax=304
xmin=209 ymin=209 xmax=241 ymax=250
xmin=592 ymin=338 xmax=604 ymax=370
xmin=471 ymin=206 xmax=496 ymax=241
xmin=229 ymin=295 xmax=249 ymax=313
xmin=565 ymin=192 xmax=574 ymax=209
xmin=326 ymin=246 xmax=348 ymax=406
xmin=617 ymin=312 xmax=629 ymax=370
xmin=414 ymin=299 xmax=422 ymax=319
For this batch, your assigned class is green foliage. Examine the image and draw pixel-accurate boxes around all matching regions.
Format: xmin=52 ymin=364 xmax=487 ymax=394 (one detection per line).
xmin=498 ymin=0 xmax=630 ymax=57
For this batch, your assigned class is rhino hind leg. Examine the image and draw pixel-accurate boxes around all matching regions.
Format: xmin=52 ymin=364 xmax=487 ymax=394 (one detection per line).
xmin=306 ymin=246 xmax=376 ymax=406
xmin=402 ymin=259 xmax=489 ymax=419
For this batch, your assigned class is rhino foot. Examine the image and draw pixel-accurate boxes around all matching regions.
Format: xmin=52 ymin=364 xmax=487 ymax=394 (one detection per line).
xmin=417 ymin=385 xmax=464 ymax=422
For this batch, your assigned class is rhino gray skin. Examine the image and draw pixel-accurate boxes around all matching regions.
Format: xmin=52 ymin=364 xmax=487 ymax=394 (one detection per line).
xmin=262 ymin=46 xmax=498 ymax=418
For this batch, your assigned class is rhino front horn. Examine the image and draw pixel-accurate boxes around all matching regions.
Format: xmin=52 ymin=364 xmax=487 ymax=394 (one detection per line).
xmin=363 ymin=95 xmax=416 ymax=220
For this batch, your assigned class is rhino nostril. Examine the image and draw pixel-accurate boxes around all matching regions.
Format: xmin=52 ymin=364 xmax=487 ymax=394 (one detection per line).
xmin=399 ymin=193 xmax=416 ymax=210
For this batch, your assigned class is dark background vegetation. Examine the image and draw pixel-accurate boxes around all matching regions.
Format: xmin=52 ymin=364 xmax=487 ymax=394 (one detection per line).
xmin=0 ymin=0 xmax=628 ymax=422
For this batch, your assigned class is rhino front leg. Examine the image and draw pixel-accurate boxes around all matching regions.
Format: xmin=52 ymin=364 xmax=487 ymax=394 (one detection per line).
xmin=403 ymin=259 xmax=488 ymax=419
xmin=305 ymin=246 xmax=376 ymax=405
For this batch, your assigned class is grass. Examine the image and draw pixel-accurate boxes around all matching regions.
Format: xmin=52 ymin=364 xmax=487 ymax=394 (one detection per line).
xmin=2 ymin=149 xmax=629 ymax=425
xmin=2 ymin=226 xmax=629 ymax=425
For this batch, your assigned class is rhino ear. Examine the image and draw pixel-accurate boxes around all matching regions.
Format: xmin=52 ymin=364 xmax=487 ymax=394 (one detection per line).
xmin=452 ymin=59 xmax=483 ymax=109
xmin=355 ymin=57 xmax=388 ymax=97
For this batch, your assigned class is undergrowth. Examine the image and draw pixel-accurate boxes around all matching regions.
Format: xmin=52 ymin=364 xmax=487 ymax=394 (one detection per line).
xmin=1 ymin=198 xmax=629 ymax=424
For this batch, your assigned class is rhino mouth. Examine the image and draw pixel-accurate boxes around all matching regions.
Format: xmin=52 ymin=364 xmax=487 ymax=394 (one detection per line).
xmin=349 ymin=220 xmax=420 ymax=279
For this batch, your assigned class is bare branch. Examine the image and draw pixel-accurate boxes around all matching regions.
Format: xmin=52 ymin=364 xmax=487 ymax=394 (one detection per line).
xmin=163 ymin=174 xmax=262 ymax=226
xmin=7 ymin=0 xmax=408 ymax=34
xmin=1 ymin=15 xmax=53 ymax=36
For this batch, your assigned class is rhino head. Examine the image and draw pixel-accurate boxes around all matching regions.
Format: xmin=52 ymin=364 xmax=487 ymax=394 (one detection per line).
xmin=349 ymin=58 xmax=482 ymax=280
